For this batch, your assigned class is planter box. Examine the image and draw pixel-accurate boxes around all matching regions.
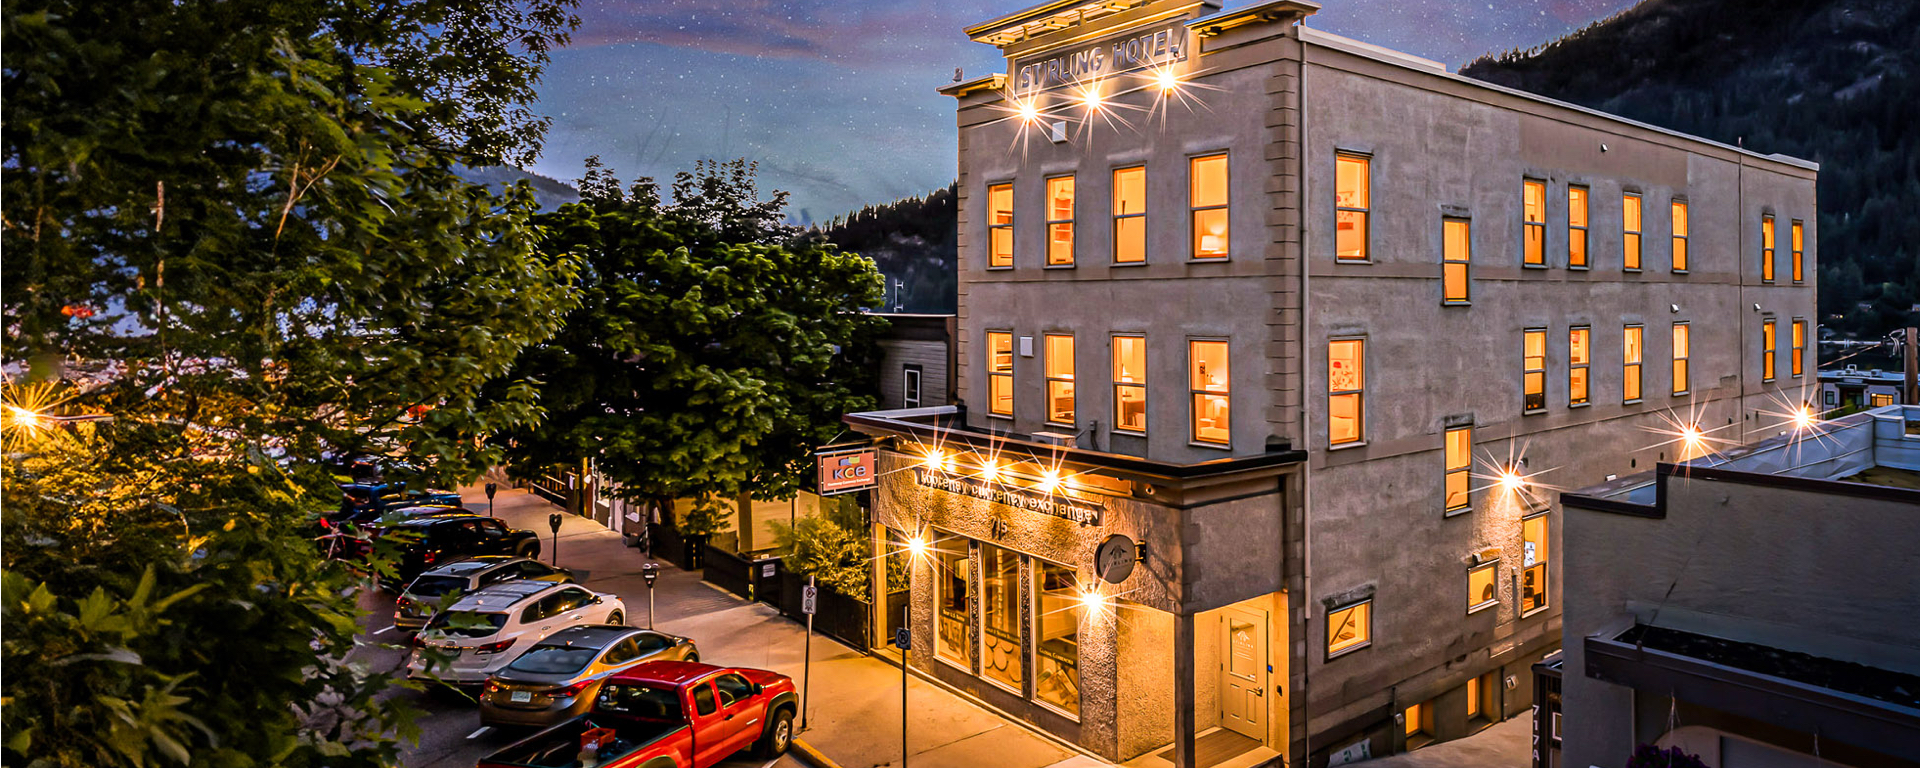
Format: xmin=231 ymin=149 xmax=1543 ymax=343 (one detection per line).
xmin=775 ymin=571 xmax=871 ymax=650
xmin=703 ymin=545 xmax=778 ymax=600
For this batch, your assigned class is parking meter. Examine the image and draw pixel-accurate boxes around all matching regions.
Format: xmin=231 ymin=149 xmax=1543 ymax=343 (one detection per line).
xmin=484 ymin=482 xmax=498 ymax=516
xmin=547 ymin=513 xmax=563 ymax=565
xmin=641 ymin=563 xmax=660 ymax=629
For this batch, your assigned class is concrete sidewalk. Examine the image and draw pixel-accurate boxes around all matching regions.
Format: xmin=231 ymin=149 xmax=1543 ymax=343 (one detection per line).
xmin=1344 ymin=717 xmax=1529 ymax=768
xmin=455 ymin=485 xmax=1084 ymax=768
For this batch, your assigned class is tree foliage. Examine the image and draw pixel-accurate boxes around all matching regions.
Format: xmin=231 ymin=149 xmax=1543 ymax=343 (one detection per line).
xmin=767 ymin=495 xmax=906 ymax=598
xmin=1 ymin=0 xmax=580 ymax=764
xmin=493 ymin=158 xmax=888 ymax=519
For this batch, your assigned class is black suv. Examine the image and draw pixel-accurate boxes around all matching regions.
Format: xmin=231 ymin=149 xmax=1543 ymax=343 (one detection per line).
xmin=377 ymin=516 xmax=542 ymax=590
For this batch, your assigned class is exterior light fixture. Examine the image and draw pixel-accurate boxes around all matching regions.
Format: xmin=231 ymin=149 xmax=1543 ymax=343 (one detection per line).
xmin=1017 ymin=100 xmax=1040 ymax=124
xmin=1080 ymin=85 xmax=1102 ymax=112
xmin=1155 ymin=69 xmax=1180 ymax=92
xmin=1791 ymin=406 xmax=1817 ymax=432
xmin=981 ymin=459 xmax=1001 ymax=482
xmin=1038 ymin=469 xmax=1061 ymax=494
xmin=906 ymin=535 xmax=930 ymax=559
xmin=1077 ymin=588 xmax=1110 ymax=614
xmin=922 ymin=447 xmax=944 ymax=469
xmin=1497 ymin=466 xmax=1527 ymax=493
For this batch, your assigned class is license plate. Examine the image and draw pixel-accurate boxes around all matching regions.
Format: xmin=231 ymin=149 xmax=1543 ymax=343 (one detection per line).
xmin=510 ymin=691 xmax=532 ymax=703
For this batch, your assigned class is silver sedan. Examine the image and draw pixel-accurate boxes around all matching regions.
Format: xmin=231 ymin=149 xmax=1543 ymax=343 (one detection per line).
xmin=478 ymin=625 xmax=698 ymax=728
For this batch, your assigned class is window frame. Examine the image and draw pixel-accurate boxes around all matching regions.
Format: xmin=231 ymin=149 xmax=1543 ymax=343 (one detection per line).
xmin=1031 ymin=557 xmax=1083 ymax=720
xmin=1762 ymin=319 xmax=1777 ymax=383
xmin=1187 ymin=338 xmax=1231 ymax=448
xmin=1523 ymin=328 xmax=1548 ymax=415
xmin=1566 ymin=186 xmax=1590 ymax=270
xmin=1761 ymin=214 xmax=1776 ymax=283
xmin=1623 ymin=324 xmax=1644 ymax=404
xmin=1044 ymin=174 xmax=1076 ymax=268
xmin=1670 ymin=199 xmax=1689 ymax=273
xmin=985 ymin=331 xmax=1014 ymax=418
xmin=1791 ymin=318 xmax=1806 ymax=378
xmin=903 ymin=365 xmax=923 ymax=409
xmin=1442 ymin=216 xmax=1471 ymax=305
xmin=1443 ymin=425 xmax=1472 ymax=516
xmin=977 ymin=542 xmax=1025 ymax=695
xmin=1522 ymin=179 xmax=1547 ymax=268
xmin=1520 ymin=511 xmax=1551 ymax=618
xmin=1328 ymin=337 xmax=1367 ymax=448
xmin=1335 ymin=152 xmax=1372 ymax=263
xmin=1791 ymin=219 xmax=1804 ymax=283
xmin=1111 ymin=333 xmax=1148 ymax=436
xmin=1044 ymin=333 xmax=1075 ymax=427
xmin=986 ymin=182 xmax=1014 ymax=269
xmin=1622 ymin=192 xmax=1643 ymax=272
xmin=931 ymin=531 xmax=974 ymax=671
xmin=1671 ymin=322 xmax=1691 ymax=397
xmin=1569 ymin=325 xmax=1591 ymax=407
xmin=1325 ymin=598 xmax=1372 ymax=660
xmin=1189 ymin=152 xmax=1231 ymax=261
xmin=1111 ymin=165 xmax=1147 ymax=265
xmin=1467 ymin=559 xmax=1500 ymax=615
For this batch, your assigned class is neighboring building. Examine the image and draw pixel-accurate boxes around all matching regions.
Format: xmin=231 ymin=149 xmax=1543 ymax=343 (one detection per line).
xmin=872 ymin=313 xmax=958 ymax=410
xmin=1558 ymin=405 xmax=1920 ymax=768
xmin=847 ymin=0 xmax=1819 ymax=765
xmin=1820 ymin=365 xmax=1911 ymax=411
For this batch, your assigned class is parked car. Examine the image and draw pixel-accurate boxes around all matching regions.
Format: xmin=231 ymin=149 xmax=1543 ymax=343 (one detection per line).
xmin=339 ymin=483 xmax=462 ymax=518
xmin=394 ymin=556 xmax=575 ymax=631
xmin=408 ymin=581 xmax=626 ymax=686
xmin=378 ymin=515 xmax=544 ymax=590
xmin=479 ymin=626 xmax=699 ymax=728
xmin=476 ymin=661 xmax=796 ymax=768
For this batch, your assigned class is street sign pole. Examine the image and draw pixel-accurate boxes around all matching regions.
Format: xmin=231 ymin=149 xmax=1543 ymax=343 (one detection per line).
xmin=802 ymin=576 xmax=817 ymax=731
xmin=547 ymin=513 xmax=563 ymax=566
xmin=897 ymin=609 xmax=911 ymax=768
xmin=641 ymin=563 xmax=659 ymax=630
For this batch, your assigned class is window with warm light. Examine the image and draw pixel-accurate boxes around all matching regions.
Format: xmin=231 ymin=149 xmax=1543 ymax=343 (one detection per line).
xmin=1444 ymin=426 xmax=1472 ymax=514
xmin=1792 ymin=319 xmax=1806 ymax=377
xmin=1443 ymin=218 xmax=1471 ymax=304
xmin=1405 ymin=700 xmax=1434 ymax=743
xmin=1113 ymin=166 xmax=1146 ymax=264
xmin=1523 ymin=179 xmax=1546 ymax=267
xmin=1329 ymin=339 xmax=1365 ymax=446
xmin=1521 ymin=513 xmax=1550 ymax=616
xmin=1622 ymin=193 xmax=1642 ymax=271
xmin=1761 ymin=215 xmax=1776 ymax=282
xmin=1046 ymin=176 xmax=1075 ymax=266
xmin=1045 ymin=334 xmax=1075 ymax=426
xmin=1524 ymin=329 xmax=1547 ymax=413
xmin=1671 ymin=200 xmax=1689 ymax=272
xmin=1189 ymin=340 xmax=1230 ymax=446
xmin=1034 ymin=560 xmax=1081 ymax=716
xmin=987 ymin=331 xmax=1013 ymax=416
xmin=1872 ymin=393 xmax=1896 ymax=408
xmin=1113 ymin=335 xmax=1147 ymax=434
xmin=1569 ymin=326 xmax=1591 ymax=406
xmin=1624 ymin=325 xmax=1644 ymax=403
xmin=1791 ymin=220 xmax=1804 ymax=282
xmin=1191 ymin=153 xmax=1230 ymax=259
xmin=1327 ymin=599 xmax=1371 ymax=658
xmin=1337 ymin=153 xmax=1370 ymax=261
xmin=988 ymin=183 xmax=1014 ymax=268
xmin=1567 ymin=187 xmax=1589 ymax=269
xmin=935 ymin=540 xmax=973 ymax=666
xmin=1468 ymin=673 xmax=1493 ymax=723
xmin=1672 ymin=322 xmax=1690 ymax=396
xmin=981 ymin=544 xmax=1023 ymax=692
xmin=1468 ymin=560 xmax=1498 ymax=613
xmin=1762 ymin=319 xmax=1777 ymax=382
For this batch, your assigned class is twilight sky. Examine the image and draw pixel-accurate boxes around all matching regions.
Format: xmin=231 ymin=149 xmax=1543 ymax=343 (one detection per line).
xmin=528 ymin=0 xmax=1640 ymax=223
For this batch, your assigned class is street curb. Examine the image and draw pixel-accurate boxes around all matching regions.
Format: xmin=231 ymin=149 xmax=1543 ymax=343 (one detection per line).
xmin=791 ymin=738 xmax=845 ymax=768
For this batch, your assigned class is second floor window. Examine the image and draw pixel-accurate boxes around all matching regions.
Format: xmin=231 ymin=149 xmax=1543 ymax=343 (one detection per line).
xmin=988 ymin=183 xmax=1014 ymax=268
xmin=1672 ymin=322 xmax=1691 ymax=396
xmin=1113 ymin=335 xmax=1147 ymax=434
xmin=1791 ymin=220 xmax=1804 ymax=283
xmin=1524 ymin=329 xmax=1547 ymax=413
xmin=1046 ymin=176 xmax=1075 ymax=266
xmin=1189 ymin=340 xmax=1230 ymax=445
xmin=1622 ymin=193 xmax=1642 ymax=271
xmin=1329 ymin=339 xmax=1365 ymax=445
xmin=1624 ymin=325 xmax=1644 ymax=402
xmin=1444 ymin=425 xmax=1472 ymax=514
xmin=1191 ymin=154 xmax=1230 ymax=259
xmin=1671 ymin=200 xmax=1689 ymax=272
xmin=1443 ymin=218 xmax=1471 ymax=304
xmin=987 ymin=332 xmax=1013 ymax=416
xmin=1337 ymin=153 xmax=1370 ymax=261
xmin=1567 ymin=187 xmax=1589 ymax=269
xmin=1792 ymin=319 xmax=1806 ymax=377
xmin=1569 ymin=326 xmax=1591 ymax=406
xmin=1761 ymin=215 xmax=1776 ymax=282
xmin=1045 ymin=334 xmax=1075 ymax=425
xmin=1762 ymin=320 xmax=1777 ymax=382
xmin=1523 ymin=179 xmax=1546 ymax=267
xmin=1113 ymin=167 xmax=1146 ymax=263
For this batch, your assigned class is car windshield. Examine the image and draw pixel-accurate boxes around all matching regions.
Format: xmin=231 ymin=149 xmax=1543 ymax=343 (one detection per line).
xmin=595 ymin=683 xmax=684 ymax=721
xmin=405 ymin=576 xmax=468 ymax=598
xmin=505 ymin=644 xmax=600 ymax=675
xmin=424 ymin=610 xmax=507 ymax=638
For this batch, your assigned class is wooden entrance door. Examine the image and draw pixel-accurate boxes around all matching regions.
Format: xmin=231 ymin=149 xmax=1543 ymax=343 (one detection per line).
xmin=1220 ymin=607 xmax=1267 ymax=742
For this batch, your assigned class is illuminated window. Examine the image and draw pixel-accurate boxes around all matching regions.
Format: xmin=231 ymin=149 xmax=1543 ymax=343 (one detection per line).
xmin=1791 ymin=220 xmax=1804 ymax=283
xmin=1521 ymin=514 xmax=1550 ymax=616
xmin=1045 ymin=334 xmax=1074 ymax=425
xmin=1567 ymin=187 xmax=1589 ymax=269
xmin=1034 ymin=560 xmax=1081 ymax=716
xmin=1761 ymin=215 xmax=1776 ymax=282
xmin=1622 ymin=193 xmax=1642 ymax=271
xmin=981 ymin=544 xmax=1023 ymax=692
xmin=934 ymin=538 xmax=972 ymax=666
xmin=988 ymin=183 xmax=1013 ymax=268
xmin=1671 ymin=200 xmax=1689 ymax=272
xmin=1762 ymin=319 xmax=1777 ymax=382
xmin=1467 ymin=672 xmax=1494 ymax=722
xmin=1443 ymin=218 xmax=1471 ymax=305
xmin=1189 ymin=340 xmax=1230 ymax=446
xmin=1468 ymin=560 xmax=1498 ymax=613
xmin=986 ymin=331 xmax=1013 ymax=416
xmin=1672 ymin=322 xmax=1690 ymax=396
xmin=1523 ymin=329 xmax=1547 ymax=414
xmin=1872 ymin=393 xmax=1896 ymax=408
xmin=1113 ymin=167 xmax=1146 ymax=264
xmin=1329 ymin=339 xmax=1365 ymax=446
xmin=1405 ymin=700 xmax=1434 ymax=742
xmin=1623 ymin=325 xmax=1644 ymax=402
xmin=1046 ymin=176 xmax=1075 ymax=266
xmin=1569 ymin=326 xmax=1591 ymax=406
xmin=1191 ymin=153 xmax=1229 ymax=259
xmin=1444 ymin=426 xmax=1472 ymax=514
xmin=1336 ymin=153 xmax=1370 ymax=262
xmin=1327 ymin=599 xmax=1371 ymax=658
xmin=1792 ymin=319 xmax=1806 ymax=377
xmin=1523 ymin=179 xmax=1546 ymax=267
xmin=1113 ymin=335 xmax=1147 ymax=434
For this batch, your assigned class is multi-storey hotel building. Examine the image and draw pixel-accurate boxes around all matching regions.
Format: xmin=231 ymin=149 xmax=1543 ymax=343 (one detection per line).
xmin=845 ymin=1 xmax=1818 ymax=765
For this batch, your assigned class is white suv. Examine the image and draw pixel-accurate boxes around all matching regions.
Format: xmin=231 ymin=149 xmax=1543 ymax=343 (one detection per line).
xmin=406 ymin=580 xmax=626 ymax=685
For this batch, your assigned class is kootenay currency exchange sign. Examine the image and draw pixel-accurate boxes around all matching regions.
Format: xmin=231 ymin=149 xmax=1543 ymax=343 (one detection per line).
xmin=913 ymin=468 xmax=1104 ymax=526
xmin=1012 ymin=21 xmax=1192 ymax=92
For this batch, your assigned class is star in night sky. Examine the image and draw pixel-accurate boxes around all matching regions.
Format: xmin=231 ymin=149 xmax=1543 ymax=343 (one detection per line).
xmin=530 ymin=0 xmax=1638 ymax=222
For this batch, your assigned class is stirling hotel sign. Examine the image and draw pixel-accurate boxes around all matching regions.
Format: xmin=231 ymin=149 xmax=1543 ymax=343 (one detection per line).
xmin=1012 ymin=21 xmax=1191 ymax=92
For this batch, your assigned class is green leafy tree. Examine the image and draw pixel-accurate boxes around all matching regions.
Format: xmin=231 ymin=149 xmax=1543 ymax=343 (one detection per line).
xmin=1 ymin=0 xmax=580 ymax=764
xmin=494 ymin=159 xmax=887 ymax=533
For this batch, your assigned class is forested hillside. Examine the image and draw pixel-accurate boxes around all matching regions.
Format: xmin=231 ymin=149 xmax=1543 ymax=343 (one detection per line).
xmin=820 ymin=184 xmax=958 ymax=313
xmin=1462 ymin=0 xmax=1920 ymax=338
xmin=456 ymin=164 xmax=582 ymax=209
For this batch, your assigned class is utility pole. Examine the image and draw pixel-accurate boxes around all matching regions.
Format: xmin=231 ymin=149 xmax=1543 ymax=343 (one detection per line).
xmin=1905 ymin=327 xmax=1918 ymax=405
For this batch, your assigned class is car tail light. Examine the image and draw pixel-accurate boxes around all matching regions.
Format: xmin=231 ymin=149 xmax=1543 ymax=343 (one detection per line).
xmin=423 ymin=550 xmax=438 ymax=565
xmin=548 ymin=679 xmax=594 ymax=699
xmin=410 ymin=635 xmax=427 ymax=649
xmin=483 ymin=679 xmax=503 ymax=695
xmin=471 ymin=639 xmax=514 ymax=655
xmin=396 ymin=596 xmax=415 ymax=611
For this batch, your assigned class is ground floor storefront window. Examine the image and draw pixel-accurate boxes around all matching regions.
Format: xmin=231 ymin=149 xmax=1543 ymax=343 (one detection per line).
xmin=982 ymin=543 xmax=1024 ymax=691
xmin=1035 ymin=559 xmax=1081 ymax=716
xmin=935 ymin=538 xmax=973 ymax=667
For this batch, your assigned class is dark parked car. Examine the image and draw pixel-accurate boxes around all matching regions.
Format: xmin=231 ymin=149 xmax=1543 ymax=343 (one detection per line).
xmin=479 ymin=626 xmax=698 ymax=728
xmin=377 ymin=515 xmax=543 ymax=590
xmin=395 ymin=556 xmax=575 ymax=630
xmin=338 ymin=483 xmax=462 ymax=518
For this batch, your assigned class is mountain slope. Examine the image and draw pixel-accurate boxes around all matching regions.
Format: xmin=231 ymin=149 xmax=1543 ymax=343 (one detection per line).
xmin=1461 ymin=0 xmax=1920 ymax=337
xmin=819 ymin=185 xmax=958 ymax=314
xmin=455 ymin=164 xmax=582 ymax=210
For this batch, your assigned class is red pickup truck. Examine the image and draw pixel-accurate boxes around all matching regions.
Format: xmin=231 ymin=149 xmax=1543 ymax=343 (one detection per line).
xmin=477 ymin=661 xmax=797 ymax=768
